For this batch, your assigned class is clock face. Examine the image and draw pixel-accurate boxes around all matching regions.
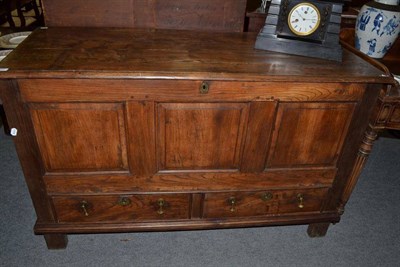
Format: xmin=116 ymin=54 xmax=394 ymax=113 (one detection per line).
xmin=288 ymin=3 xmax=321 ymax=36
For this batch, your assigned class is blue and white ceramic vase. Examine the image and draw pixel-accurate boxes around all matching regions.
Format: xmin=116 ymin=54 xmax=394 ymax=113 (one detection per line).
xmin=355 ymin=0 xmax=400 ymax=58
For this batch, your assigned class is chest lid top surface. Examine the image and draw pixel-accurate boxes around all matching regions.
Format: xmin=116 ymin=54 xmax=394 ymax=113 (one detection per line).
xmin=0 ymin=27 xmax=391 ymax=83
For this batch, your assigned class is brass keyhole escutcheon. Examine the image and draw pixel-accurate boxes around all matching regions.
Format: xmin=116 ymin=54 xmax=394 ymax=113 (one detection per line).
xmin=199 ymin=81 xmax=209 ymax=94
xmin=80 ymin=200 xmax=89 ymax=216
xmin=261 ymin=192 xmax=273 ymax=201
xmin=118 ymin=197 xmax=131 ymax=206
xmin=297 ymin=194 xmax=304 ymax=209
xmin=228 ymin=197 xmax=236 ymax=212
xmin=157 ymin=198 xmax=165 ymax=215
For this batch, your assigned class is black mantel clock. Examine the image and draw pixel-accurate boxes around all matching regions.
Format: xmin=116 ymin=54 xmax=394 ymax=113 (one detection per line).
xmin=255 ymin=0 xmax=344 ymax=61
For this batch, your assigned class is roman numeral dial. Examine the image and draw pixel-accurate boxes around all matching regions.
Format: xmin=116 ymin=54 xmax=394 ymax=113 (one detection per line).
xmin=288 ymin=3 xmax=321 ymax=36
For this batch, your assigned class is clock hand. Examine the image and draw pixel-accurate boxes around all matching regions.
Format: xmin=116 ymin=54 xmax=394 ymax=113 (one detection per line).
xmin=295 ymin=10 xmax=305 ymax=20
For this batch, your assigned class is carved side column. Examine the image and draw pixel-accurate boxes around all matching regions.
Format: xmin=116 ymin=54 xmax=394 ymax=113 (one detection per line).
xmin=337 ymin=126 xmax=378 ymax=214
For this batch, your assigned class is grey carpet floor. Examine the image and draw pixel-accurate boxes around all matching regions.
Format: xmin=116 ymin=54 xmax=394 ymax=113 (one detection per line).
xmin=0 ymin=129 xmax=399 ymax=267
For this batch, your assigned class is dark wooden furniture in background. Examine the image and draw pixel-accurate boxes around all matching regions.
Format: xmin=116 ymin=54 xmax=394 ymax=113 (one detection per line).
xmin=0 ymin=27 xmax=397 ymax=249
xmin=340 ymin=0 xmax=372 ymax=29
xmin=340 ymin=28 xmax=400 ymax=131
xmin=0 ymin=0 xmax=15 ymax=27
xmin=0 ymin=0 xmax=41 ymax=28
xmin=245 ymin=10 xmax=268 ymax=32
xmin=246 ymin=0 xmax=261 ymax=12
xmin=41 ymin=0 xmax=247 ymax=32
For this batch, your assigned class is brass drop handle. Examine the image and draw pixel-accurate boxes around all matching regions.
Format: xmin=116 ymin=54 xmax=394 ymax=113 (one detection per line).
xmin=118 ymin=197 xmax=131 ymax=206
xmin=228 ymin=197 xmax=236 ymax=212
xmin=297 ymin=194 xmax=304 ymax=209
xmin=261 ymin=192 xmax=273 ymax=201
xmin=157 ymin=198 xmax=165 ymax=215
xmin=80 ymin=201 xmax=89 ymax=216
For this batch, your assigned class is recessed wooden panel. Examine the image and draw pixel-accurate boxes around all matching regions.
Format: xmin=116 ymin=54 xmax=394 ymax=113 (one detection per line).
xmin=31 ymin=103 xmax=128 ymax=172
xmin=157 ymin=103 xmax=248 ymax=170
xmin=267 ymin=102 xmax=355 ymax=168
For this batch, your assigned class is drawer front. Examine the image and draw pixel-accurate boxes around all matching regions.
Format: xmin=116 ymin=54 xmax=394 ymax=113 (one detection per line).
xmin=203 ymin=188 xmax=329 ymax=218
xmin=52 ymin=194 xmax=190 ymax=223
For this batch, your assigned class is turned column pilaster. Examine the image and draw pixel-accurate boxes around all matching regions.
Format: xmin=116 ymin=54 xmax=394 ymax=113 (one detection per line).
xmin=338 ymin=126 xmax=378 ymax=214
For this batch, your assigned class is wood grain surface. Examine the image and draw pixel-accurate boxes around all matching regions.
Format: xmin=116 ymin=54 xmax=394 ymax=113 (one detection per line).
xmin=41 ymin=0 xmax=247 ymax=32
xmin=52 ymin=194 xmax=190 ymax=222
xmin=0 ymin=28 xmax=391 ymax=83
xmin=203 ymin=188 xmax=329 ymax=218
xmin=0 ymin=27 xmax=395 ymax=249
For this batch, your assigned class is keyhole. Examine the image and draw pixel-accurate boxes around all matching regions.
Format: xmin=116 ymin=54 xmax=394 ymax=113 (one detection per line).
xmin=200 ymin=82 xmax=209 ymax=94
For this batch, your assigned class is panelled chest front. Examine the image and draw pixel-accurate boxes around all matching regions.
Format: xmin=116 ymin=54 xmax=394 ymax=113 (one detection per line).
xmin=0 ymin=28 xmax=395 ymax=249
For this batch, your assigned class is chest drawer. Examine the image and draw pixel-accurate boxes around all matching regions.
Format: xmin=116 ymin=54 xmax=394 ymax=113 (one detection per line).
xmin=203 ymin=188 xmax=329 ymax=218
xmin=52 ymin=194 xmax=190 ymax=223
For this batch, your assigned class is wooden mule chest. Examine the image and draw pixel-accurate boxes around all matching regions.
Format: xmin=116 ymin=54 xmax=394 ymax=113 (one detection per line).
xmin=0 ymin=27 xmax=398 ymax=249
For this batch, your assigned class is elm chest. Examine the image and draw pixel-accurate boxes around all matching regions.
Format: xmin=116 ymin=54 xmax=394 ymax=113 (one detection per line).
xmin=0 ymin=27 xmax=397 ymax=249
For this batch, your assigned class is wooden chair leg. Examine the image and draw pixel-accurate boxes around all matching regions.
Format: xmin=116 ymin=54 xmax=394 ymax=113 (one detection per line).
xmin=16 ymin=2 xmax=26 ymax=27
xmin=5 ymin=8 xmax=16 ymax=28
xmin=31 ymin=0 xmax=41 ymax=21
